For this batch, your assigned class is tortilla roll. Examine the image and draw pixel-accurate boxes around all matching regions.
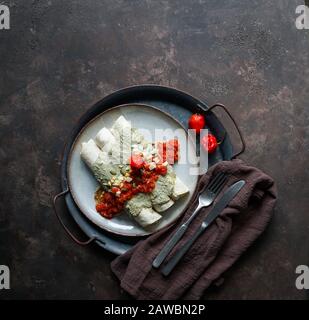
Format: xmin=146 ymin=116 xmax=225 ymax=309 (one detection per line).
xmin=80 ymin=139 xmax=103 ymax=168
xmin=171 ymin=176 xmax=189 ymax=200
xmin=133 ymin=208 xmax=162 ymax=228
xmin=110 ymin=116 xmax=133 ymax=164
xmin=111 ymin=115 xmax=145 ymax=147
xmin=95 ymin=127 xmax=116 ymax=153
xmin=151 ymin=167 xmax=176 ymax=206
xmin=111 ymin=115 xmax=131 ymax=136
xmin=153 ymin=199 xmax=175 ymax=213
xmin=126 ymin=193 xmax=162 ymax=227
xmin=97 ymin=151 xmax=111 ymax=165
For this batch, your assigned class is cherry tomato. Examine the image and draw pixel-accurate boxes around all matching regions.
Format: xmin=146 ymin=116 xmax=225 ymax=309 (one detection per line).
xmin=188 ymin=114 xmax=205 ymax=134
xmin=201 ymin=133 xmax=218 ymax=154
xmin=130 ymin=153 xmax=144 ymax=169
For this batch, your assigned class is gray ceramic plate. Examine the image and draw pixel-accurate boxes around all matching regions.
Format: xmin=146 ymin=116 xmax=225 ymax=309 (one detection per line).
xmin=67 ymin=104 xmax=199 ymax=237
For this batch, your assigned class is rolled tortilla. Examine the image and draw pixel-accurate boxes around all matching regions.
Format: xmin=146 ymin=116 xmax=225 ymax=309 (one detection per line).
xmin=80 ymin=139 xmax=103 ymax=168
xmin=151 ymin=166 xmax=176 ymax=206
xmin=111 ymin=115 xmax=131 ymax=136
xmin=153 ymin=199 xmax=174 ymax=213
xmin=95 ymin=127 xmax=116 ymax=153
xmin=132 ymin=128 xmax=144 ymax=144
xmin=172 ymin=176 xmax=189 ymax=200
xmin=97 ymin=151 xmax=111 ymax=165
xmin=126 ymin=193 xmax=152 ymax=217
xmin=133 ymin=208 xmax=162 ymax=228
xmin=111 ymin=115 xmax=144 ymax=143
xmin=110 ymin=116 xmax=134 ymax=164
xmin=126 ymin=193 xmax=162 ymax=227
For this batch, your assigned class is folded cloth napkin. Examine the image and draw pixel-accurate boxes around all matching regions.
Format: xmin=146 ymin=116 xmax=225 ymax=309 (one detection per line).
xmin=111 ymin=159 xmax=277 ymax=300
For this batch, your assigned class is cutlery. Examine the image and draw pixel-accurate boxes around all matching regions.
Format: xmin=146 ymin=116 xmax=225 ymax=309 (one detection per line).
xmin=152 ymin=172 xmax=228 ymax=269
xmin=161 ymin=180 xmax=246 ymax=276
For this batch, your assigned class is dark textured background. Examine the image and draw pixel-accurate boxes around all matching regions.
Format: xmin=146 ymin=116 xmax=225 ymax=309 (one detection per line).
xmin=0 ymin=0 xmax=308 ymax=299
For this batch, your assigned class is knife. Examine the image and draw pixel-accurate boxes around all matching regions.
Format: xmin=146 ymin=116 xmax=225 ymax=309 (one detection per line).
xmin=161 ymin=180 xmax=246 ymax=277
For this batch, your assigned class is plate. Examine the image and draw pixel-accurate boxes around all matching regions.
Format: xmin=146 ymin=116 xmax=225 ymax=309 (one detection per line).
xmin=67 ymin=104 xmax=199 ymax=237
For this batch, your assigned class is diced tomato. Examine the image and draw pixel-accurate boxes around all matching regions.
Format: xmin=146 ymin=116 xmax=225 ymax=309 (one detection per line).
xmin=103 ymin=192 xmax=113 ymax=202
xmin=96 ymin=203 xmax=107 ymax=212
xmin=130 ymin=153 xmax=144 ymax=169
xmin=95 ymin=144 xmax=177 ymax=219
xmin=122 ymin=182 xmax=132 ymax=190
xmin=157 ymin=139 xmax=179 ymax=164
xmin=156 ymin=164 xmax=167 ymax=176
xmin=149 ymin=181 xmax=155 ymax=189
xmin=111 ymin=187 xmax=120 ymax=193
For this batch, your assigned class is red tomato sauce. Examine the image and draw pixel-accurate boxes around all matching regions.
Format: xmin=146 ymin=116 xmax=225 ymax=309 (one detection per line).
xmin=95 ymin=140 xmax=179 ymax=219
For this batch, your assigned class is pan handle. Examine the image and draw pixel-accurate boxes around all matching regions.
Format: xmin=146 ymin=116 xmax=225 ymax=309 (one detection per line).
xmin=198 ymin=103 xmax=246 ymax=159
xmin=53 ymin=189 xmax=96 ymax=246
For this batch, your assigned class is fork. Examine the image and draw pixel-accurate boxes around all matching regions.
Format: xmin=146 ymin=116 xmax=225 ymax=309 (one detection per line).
xmin=152 ymin=172 xmax=228 ymax=268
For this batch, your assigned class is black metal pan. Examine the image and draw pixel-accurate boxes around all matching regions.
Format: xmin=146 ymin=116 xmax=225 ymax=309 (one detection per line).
xmin=53 ymin=85 xmax=245 ymax=255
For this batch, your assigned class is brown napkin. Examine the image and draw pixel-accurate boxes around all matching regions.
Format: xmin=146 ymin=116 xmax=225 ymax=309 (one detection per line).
xmin=111 ymin=159 xmax=277 ymax=299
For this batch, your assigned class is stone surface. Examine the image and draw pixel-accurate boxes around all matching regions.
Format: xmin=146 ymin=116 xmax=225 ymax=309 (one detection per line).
xmin=0 ymin=0 xmax=308 ymax=299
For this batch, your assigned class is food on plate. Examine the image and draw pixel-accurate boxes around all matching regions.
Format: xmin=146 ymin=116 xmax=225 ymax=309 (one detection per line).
xmin=111 ymin=115 xmax=144 ymax=145
xmin=157 ymin=139 xmax=179 ymax=164
xmin=172 ymin=176 xmax=190 ymax=200
xmin=94 ymin=160 xmax=161 ymax=221
xmin=111 ymin=115 xmax=131 ymax=136
xmin=188 ymin=113 xmax=205 ymax=134
xmin=201 ymin=133 xmax=218 ymax=154
xmin=153 ymin=199 xmax=175 ymax=213
xmin=95 ymin=127 xmax=116 ymax=153
xmin=132 ymin=208 xmax=162 ymax=228
xmin=151 ymin=165 xmax=175 ymax=206
xmin=80 ymin=139 xmax=102 ymax=168
xmin=125 ymin=193 xmax=162 ymax=227
xmin=109 ymin=115 xmax=145 ymax=164
xmin=125 ymin=193 xmax=152 ymax=216
xmin=92 ymin=161 xmax=121 ymax=188
xmin=130 ymin=153 xmax=144 ymax=170
xmin=81 ymin=115 xmax=189 ymax=228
